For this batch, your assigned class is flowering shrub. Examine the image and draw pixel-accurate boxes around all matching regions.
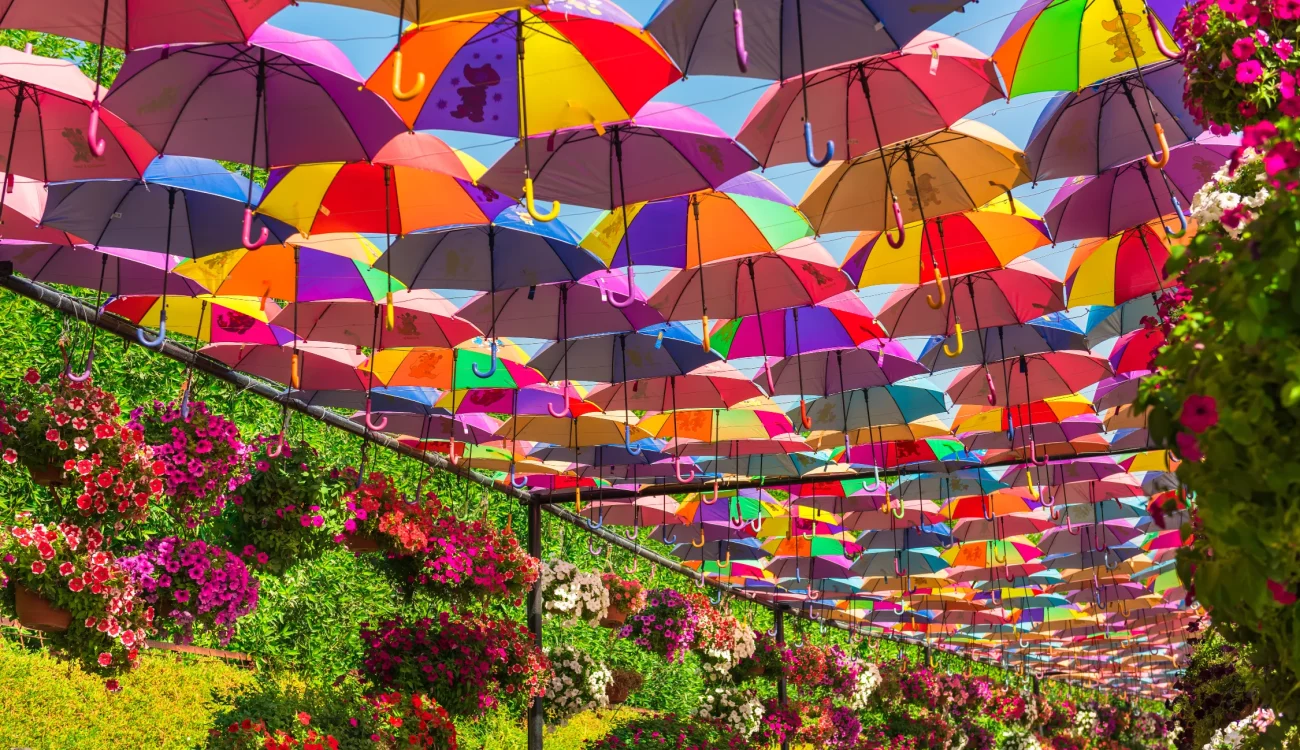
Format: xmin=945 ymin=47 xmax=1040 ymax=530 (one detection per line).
xmin=228 ymin=437 xmax=347 ymax=575
xmin=212 ymin=713 xmax=341 ymax=750
xmin=118 ymin=537 xmax=259 ymax=646
xmin=364 ymin=692 xmax=458 ymax=749
xmin=1190 ymin=148 xmax=1269 ymax=239
xmin=1072 ymin=708 xmax=1098 ymax=738
xmin=338 ymin=471 xmax=433 ymax=555
xmin=754 ymin=698 xmax=801 ymax=746
xmin=359 ymin=613 xmax=549 ymax=718
xmin=695 ymin=685 xmax=763 ymax=739
xmin=788 ymin=642 xmax=828 ymax=691
xmin=678 ymin=593 xmax=755 ymax=682
xmin=584 ymin=713 xmax=755 ymax=750
xmin=0 ymin=369 xmax=162 ymax=527
xmin=128 ymin=400 xmax=248 ymax=528
xmin=601 ymin=572 xmax=646 ymax=615
xmin=0 ymin=514 xmax=153 ymax=680
xmin=539 ymin=560 xmax=608 ymax=627
xmin=799 ymin=702 xmax=862 ymax=750
xmin=823 ymin=647 xmax=880 ymax=711
xmin=618 ymin=588 xmax=698 ymax=664
xmin=542 ymin=644 xmax=612 ymax=723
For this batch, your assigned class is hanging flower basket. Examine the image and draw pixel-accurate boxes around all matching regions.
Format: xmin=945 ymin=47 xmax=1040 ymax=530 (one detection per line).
xmin=600 ymin=572 xmax=645 ymax=629
xmin=600 ymin=604 xmax=627 ymax=628
xmin=27 ymin=461 xmax=67 ymax=487
xmin=13 ymin=583 xmax=70 ymax=632
xmin=605 ymin=669 xmax=643 ymax=706
xmin=342 ymin=532 xmax=381 ymax=553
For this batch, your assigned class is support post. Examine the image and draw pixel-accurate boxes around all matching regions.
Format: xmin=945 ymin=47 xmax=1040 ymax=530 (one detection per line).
xmin=528 ymin=499 xmax=544 ymax=750
xmin=776 ymin=607 xmax=789 ymax=750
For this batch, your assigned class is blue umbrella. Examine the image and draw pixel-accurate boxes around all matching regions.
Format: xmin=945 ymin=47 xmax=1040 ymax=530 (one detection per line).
xmin=919 ymin=322 xmax=1090 ymax=372
xmin=41 ymin=157 xmax=296 ymax=259
xmin=801 ymin=381 xmax=949 ymax=432
xmin=283 ymin=386 xmax=446 ymax=415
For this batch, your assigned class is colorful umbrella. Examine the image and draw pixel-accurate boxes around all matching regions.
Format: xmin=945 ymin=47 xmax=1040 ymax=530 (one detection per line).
xmin=1067 ymin=220 xmax=1190 ymax=307
xmin=1108 ymin=328 xmax=1164 ymax=375
xmin=953 ymin=395 xmax=1097 ymax=435
xmin=947 ymin=352 xmax=1113 ymax=407
xmin=272 ymin=291 xmax=481 ymax=350
xmin=1044 ymin=133 xmax=1238 ymax=243
xmin=939 ymin=492 xmax=1040 ymax=520
xmin=842 ymin=439 xmax=978 ymax=470
xmin=528 ymin=330 xmax=720 ymax=384
xmin=0 ymin=243 xmax=208 ymax=297
xmin=363 ymin=347 xmax=544 ymax=390
xmin=802 ymin=383 xmax=950 ymax=432
xmin=350 ymin=412 xmax=500 ymax=445
xmin=738 ymin=31 xmax=1002 ymax=167
xmin=202 ymin=341 xmax=367 ymax=391
xmin=758 ymin=342 xmax=929 ymax=402
xmin=0 ymin=176 xmax=83 ymax=244
xmin=875 ymin=261 xmax=1067 ymax=342
xmin=799 ymin=120 xmax=1031 ymax=236
xmin=256 ymin=132 xmax=510 ymax=237
xmin=174 ymin=239 xmax=400 ymax=303
xmin=497 ymin=413 xmax=653 ymax=448
xmin=710 ymin=298 xmax=887 ymax=360
xmin=0 ymin=0 xmax=287 ymax=48
xmin=942 ymin=540 xmax=1042 ymax=568
xmin=584 ymin=364 xmax=766 ymax=412
xmin=436 ymin=383 xmax=595 ymax=418
xmin=919 ymin=322 xmax=1089 ymax=373
xmin=639 ymin=408 xmax=793 ymax=443
xmin=104 ymin=295 xmax=290 ymax=345
xmin=456 ymin=274 xmax=664 ymax=340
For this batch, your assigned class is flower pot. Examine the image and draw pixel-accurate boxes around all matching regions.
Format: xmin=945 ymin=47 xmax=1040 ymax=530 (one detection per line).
xmin=14 ymin=584 xmax=70 ymax=633
xmin=599 ymin=604 xmax=627 ymax=628
xmin=750 ymin=664 xmax=766 ymax=676
xmin=27 ymin=461 xmax=67 ymax=487
xmin=342 ymin=532 xmax=380 ymax=553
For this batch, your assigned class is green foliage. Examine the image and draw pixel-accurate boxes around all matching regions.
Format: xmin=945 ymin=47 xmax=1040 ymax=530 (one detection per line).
xmin=0 ymin=29 xmax=122 ymax=85
xmin=206 ymin=672 xmax=377 ymax=750
xmin=1167 ymin=628 xmax=1256 ymax=750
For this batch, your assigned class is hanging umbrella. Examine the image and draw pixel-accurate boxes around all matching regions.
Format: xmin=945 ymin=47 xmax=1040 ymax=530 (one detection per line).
xmin=375 ymin=204 xmax=604 ymax=292
xmin=857 ymin=527 xmax=952 ymax=551
xmin=953 ymin=395 xmax=1096 ymax=435
xmin=363 ymin=346 xmax=544 ymax=390
xmin=202 ymin=341 xmax=368 ymax=390
xmin=696 ymin=453 xmax=830 ymax=479
xmin=436 ymin=383 xmax=596 ymax=418
xmin=528 ymin=330 xmax=720 ymax=384
xmin=939 ymin=492 xmax=1040 ymax=520
xmin=0 ymin=0 xmax=288 ymax=48
xmin=648 ymin=241 xmax=855 ymax=326
xmin=953 ymin=516 xmax=1057 ymax=542
xmin=919 ymin=323 xmax=1090 ymax=373
xmin=1083 ymin=296 xmax=1159 ymax=347
xmin=799 ymin=120 xmax=1031 ymax=236
xmin=581 ymin=172 xmax=811 ymax=271
xmin=875 ymin=261 xmax=1067 ymax=345
xmin=104 ymin=295 xmax=291 ymax=345
xmin=350 ymin=412 xmax=500 ymax=445
xmin=842 ymin=195 xmax=1050 ymax=292
xmin=710 ymin=297 xmax=886 ymax=360
xmin=272 ymin=291 xmax=481 ymax=350
xmin=497 ymin=413 xmax=653 ymax=448
xmin=891 ymin=469 xmax=1007 ymax=500
xmin=175 ymin=239 xmax=402 ymax=304
xmin=639 ymin=408 xmax=793 ymax=443
xmin=1044 ymin=134 xmax=1239 ymax=243
xmin=738 ymin=31 xmax=1002 ymax=168
xmin=41 ymin=156 xmax=296 ymax=259
xmin=964 ymin=416 xmax=1107 ymax=453
xmin=804 ymin=417 xmax=953 ymax=451
xmin=841 ymin=439 xmax=979 ymax=470
xmin=1108 ymin=328 xmax=1164 ymax=375
xmin=584 ymin=363 xmax=765 ymax=412
xmin=801 ymin=383 xmax=950 ymax=432
xmin=942 ymin=540 xmax=1043 ymax=569
xmin=757 ymin=342 xmax=930 ymax=398
xmin=767 ymin=555 xmax=855 ymax=581
xmin=1025 ymin=61 xmax=1200 ymax=182
xmin=256 ymin=132 xmax=511 ymax=237
xmin=947 ymin=352 xmax=1114 ymax=406
xmin=675 ymin=435 xmax=814 ymax=458
xmin=1067 ymin=220 xmax=1191 ymax=308
xmin=457 ymin=274 xmax=664 ymax=340
xmin=0 ymin=243 xmax=208 ymax=297
xmin=0 ymin=176 xmax=82 ymax=244
xmin=0 ymin=44 xmax=155 ymax=205
xmin=530 ymin=444 xmax=673 ymax=469
xmin=851 ymin=549 xmax=948 ymax=577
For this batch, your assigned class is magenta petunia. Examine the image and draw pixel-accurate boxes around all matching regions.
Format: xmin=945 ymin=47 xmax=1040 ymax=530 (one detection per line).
xmin=1236 ymin=59 xmax=1264 ymax=84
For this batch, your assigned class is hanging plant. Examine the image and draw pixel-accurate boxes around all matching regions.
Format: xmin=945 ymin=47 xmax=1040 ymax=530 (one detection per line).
xmin=996 ymin=727 xmax=1043 ymax=750
xmin=0 ymin=368 xmax=162 ymax=526
xmin=823 ymin=646 xmax=880 ymax=711
xmin=731 ymin=632 xmax=792 ymax=682
xmin=118 ymin=537 xmax=259 ymax=646
xmin=128 ymin=400 xmax=249 ymax=528
xmin=359 ymin=613 xmax=550 ymax=718
xmin=539 ymin=559 xmax=608 ymax=627
xmin=338 ymin=471 xmax=434 ymax=556
xmin=599 ymin=572 xmax=645 ymax=628
xmin=618 ymin=587 xmax=699 ymax=664
xmin=695 ymin=685 xmax=763 ymax=739
xmin=542 ymin=644 xmax=613 ymax=724
xmin=227 ymin=436 xmax=347 ymax=575
xmin=681 ymin=596 xmax=755 ymax=684
xmin=364 ymin=692 xmax=458 ymax=750
xmin=0 ymin=514 xmax=153 ymax=686
xmin=755 ymin=698 xmax=802 ymax=747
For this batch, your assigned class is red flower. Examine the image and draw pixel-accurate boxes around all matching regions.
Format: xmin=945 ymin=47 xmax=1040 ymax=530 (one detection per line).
xmin=1179 ymin=394 xmax=1219 ymax=434
xmin=2 ymin=449 xmax=15 ymax=465
xmin=68 ymin=578 xmax=85 ymax=592
xmin=23 ymin=369 xmax=39 ymax=385
xmin=297 ymin=712 xmax=311 ymax=726
xmin=97 ymin=652 xmax=113 ymax=667
xmin=45 ymin=429 xmax=59 ymax=442
xmin=30 ymin=560 xmax=45 ymax=574
xmin=58 ymin=562 xmax=74 ymax=576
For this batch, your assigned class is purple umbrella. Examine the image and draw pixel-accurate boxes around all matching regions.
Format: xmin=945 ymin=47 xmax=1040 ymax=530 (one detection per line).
xmin=103 ymin=25 xmax=405 ymax=248
xmin=1044 ymin=133 xmax=1239 ymax=243
xmin=0 ymin=242 xmax=208 ymax=297
xmin=1026 ymin=61 xmax=1200 ymax=183
xmin=1093 ymin=372 xmax=1148 ymax=412
xmin=457 ymin=273 xmax=663 ymax=340
xmin=482 ymin=103 xmax=757 ymax=305
xmin=767 ymin=554 xmax=855 ymax=581
xmin=348 ymin=411 xmax=501 ymax=444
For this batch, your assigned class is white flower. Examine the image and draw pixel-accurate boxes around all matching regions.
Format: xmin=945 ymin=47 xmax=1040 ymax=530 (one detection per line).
xmin=998 ymin=727 xmax=1041 ymax=750
xmin=539 ymin=560 xmax=610 ymax=628
xmin=1073 ymin=709 xmax=1098 ymax=737
xmin=696 ymin=686 xmax=763 ymax=738
xmin=846 ymin=661 xmax=881 ymax=711
xmin=541 ymin=645 xmax=613 ymax=723
xmin=1204 ymin=708 xmax=1277 ymax=750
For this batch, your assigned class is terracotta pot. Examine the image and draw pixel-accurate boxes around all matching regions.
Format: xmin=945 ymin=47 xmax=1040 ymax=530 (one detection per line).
xmin=751 ymin=664 xmax=766 ymax=676
xmin=14 ymin=584 xmax=70 ymax=633
xmin=342 ymin=532 xmax=380 ymax=553
xmin=27 ymin=462 xmax=67 ymax=487
xmin=599 ymin=604 xmax=627 ymax=628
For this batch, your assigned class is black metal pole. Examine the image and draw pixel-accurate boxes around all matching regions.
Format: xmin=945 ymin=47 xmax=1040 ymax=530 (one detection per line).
xmin=776 ymin=607 xmax=789 ymax=750
xmin=527 ymin=499 xmax=544 ymax=750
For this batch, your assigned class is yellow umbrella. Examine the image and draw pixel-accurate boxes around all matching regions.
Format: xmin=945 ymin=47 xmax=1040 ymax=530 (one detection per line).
xmin=497 ymin=412 xmax=652 ymax=448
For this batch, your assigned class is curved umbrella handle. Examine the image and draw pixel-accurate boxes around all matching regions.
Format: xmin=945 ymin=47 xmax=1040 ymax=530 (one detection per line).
xmin=241 ymin=208 xmax=269 ymax=250
xmin=1027 ymin=478 xmax=1040 ymax=501
xmin=703 ymin=481 xmax=720 ymax=505
xmin=729 ymin=505 xmax=746 ymax=528
xmin=865 ymin=464 xmax=884 ymax=492
xmin=385 ymin=291 xmax=395 ymax=330
xmin=991 ymin=540 xmax=1007 ymax=565
xmin=87 ymin=100 xmax=106 ymax=158
xmin=748 ymin=517 xmax=761 ymax=533
xmin=701 ymin=316 xmax=710 ymax=352
xmin=674 ymin=455 xmax=696 ymax=483
xmin=585 ymin=505 xmax=605 ymax=530
xmin=654 ymin=330 xmax=664 ymax=349
xmin=884 ymin=198 xmax=906 ymax=249
xmin=289 ymin=351 xmax=301 ymax=390
xmin=890 ymin=491 xmax=905 ymax=520
xmin=719 ymin=550 xmax=732 ymax=570
xmin=1145 ymin=122 xmax=1171 ymax=170
xmin=1066 ymin=513 xmax=1078 ymax=536
xmin=66 ymin=347 xmax=94 ymax=383
xmin=1031 ymin=437 xmax=1048 ymax=465
xmin=1104 ymin=547 xmax=1118 ymax=570
xmin=588 ymin=535 xmax=604 ymax=556
xmin=471 ymin=340 xmax=499 ymax=379
xmin=803 ymin=121 xmax=834 ymax=168
xmin=1016 ymin=631 xmax=1029 ymax=650
xmin=1149 ymin=13 xmax=1184 ymax=60
xmin=624 ymin=424 xmax=643 ymax=455
xmin=524 ymin=177 xmax=560 ymax=222
xmin=390 ymin=49 xmax=426 ymax=101
xmin=691 ymin=527 xmax=706 ymax=548
xmin=660 ymin=526 xmax=677 ymax=544
xmin=894 ymin=556 xmax=907 ymax=578
xmin=179 ymin=378 xmax=193 ymax=420
xmin=807 ymin=587 xmax=821 ymax=602
xmin=266 ymin=432 xmax=285 ymax=459
xmin=732 ymin=5 xmax=749 ymax=73
xmin=1049 ymin=504 xmax=1061 ymax=521
xmin=986 ymin=371 xmax=996 ymax=406
xmin=982 ymin=493 xmax=994 ymax=521
xmin=363 ymin=398 xmax=388 ymax=431
xmin=926 ymin=266 xmax=947 ymax=310
xmin=137 ymin=311 xmax=167 ymax=349
xmin=1094 ymin=524 xmax=1107 ymax=553
xmin=607 ymin=267 xmax=637 ymax=308
xmin=622 ymin=525 xmax=638 ymax=541
xmin=547 ymin=399 xmax=572 ymax=419
xmin=799 ymin=398 xmax=812 ymax=430
xmin=1164 ymin=196 xmax=1189 ymax=239
xmin=943 ymin=323 xmax=963 ymax=358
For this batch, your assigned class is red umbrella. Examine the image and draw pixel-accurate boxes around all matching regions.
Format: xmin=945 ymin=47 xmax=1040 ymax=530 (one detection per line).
xmin=273 ymin=291 xmax=482 ymax=350
xmin=1108 ymin=328 xmax=1164 ymax=376
xmin=0 ymin=0 xmax=287 ymax=48
xmin=947 ymin=352 xmax=1113 ymax=407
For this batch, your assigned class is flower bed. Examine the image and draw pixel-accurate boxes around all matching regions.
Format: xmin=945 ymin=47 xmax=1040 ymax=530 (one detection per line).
xmin=118 ymin=537 xmax=259 ymax=646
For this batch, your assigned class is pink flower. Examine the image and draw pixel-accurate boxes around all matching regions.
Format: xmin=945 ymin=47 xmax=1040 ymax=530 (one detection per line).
xmin=1240 ymin=100 xmax=1259 ymax=117
xmin=30 ymin=561 xmax=45 ymax=574
xmin=1276 ymin=39 xmax=1295 ymax=58
xmin=1265 ymin=141 xmax=1300 ymax=176
xmin=2 ymin=449 xmax=15 ymax=465
xmin=1175 ymin=432 xmax=1204 ymax=461
xmin=22 ymin=369 xmax=38 ymax=385
xmin=1236 ymin=59 xmax=1264 ymax=84
xmin=1276 ymin=0 xmax=1300 ymax=19
xmin=1180 ymin=395 xmax=1219 ymax=433
xmin=98 ymin=652 xmax=113 ymax=667
xmin=1243 ymin=120 xmax=1278 ymax=147
xmin=1233 ymin=36 xmax=1257 ymax=59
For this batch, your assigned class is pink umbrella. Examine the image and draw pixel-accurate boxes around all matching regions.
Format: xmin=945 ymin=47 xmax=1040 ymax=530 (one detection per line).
xmin=0 ymin=175 xmax=82 ymax=244
xmin=875 ymin=260 xmax=1066 ymax=341
xmin=442 ymin=384 xmax=599 ymax=418
xmin=673 ymin=435 xmax=811 ymax=457
xmin=0 ymin=242 xmax=208 ymax=296
xmin=0 ymin=0 xmax=287 ymax=48
xmin=649 ymin=241 xmax=855 ymax=323
xmin=457 ymin=274 xmax=664 ymax=340
xmin=953 ymin=516 xmax=1055 ymax=542
xmin=579 ymin=497 xmax=682 ymax=527
xmin=273 ymin=291 xmax=482 ymax=350
xmin=350 ymin=412 xmax=501 ymax=445
xmin=947 ymin=352 xmax=1113 ymax=407
xmin=584 ymin=363 xmax=764 ymax=412
xmin=756 ymin=340 xmax=928 ymax=397
xmin=738 ymin=32 xmax=1003 ymax=168
xmin=1108 ymin=328 xmax=1164 ymax=376
xmin=961 ymin=416 xmax=1106 ymax=452
xmin=201 ymin=341 xmax=369 ymax=391
xmin=710 ymin=297 xmax=887 ymax=360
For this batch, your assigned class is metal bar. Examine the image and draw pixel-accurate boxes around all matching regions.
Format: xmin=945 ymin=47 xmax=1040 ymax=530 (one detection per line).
xmin=527 ymin=499 xmax=544 ymax=750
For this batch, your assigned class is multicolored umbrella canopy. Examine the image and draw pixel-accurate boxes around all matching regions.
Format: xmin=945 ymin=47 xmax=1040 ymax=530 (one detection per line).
xmin=0 ymin=243 xmax=208 ymax=297
xmin=994 ymin=0 xmax=1178 ymax=98
xmin=709 ymin=299 xmax=886 ymax=360
xmin=363 ymin=346 xmax=545 ymax=390
xmin=875 ymin=261 xmax=1067 ymax=339
xmin=1067 ymin=220 xmax=1191 ymax=308
xmin=174 ymin=238 xmax=401 ymax=303
xmin=272 ymin=291 xmax=482 ymax=350
xmin=104 ymin=295 xmax=292 ymax=345
xmin=456 ymin=275 xmax=663 ymax=340
xmin=584 ymin=364 xmax=765 ymax=412
xmin=0 ymin=0 xmax=288 ymax=47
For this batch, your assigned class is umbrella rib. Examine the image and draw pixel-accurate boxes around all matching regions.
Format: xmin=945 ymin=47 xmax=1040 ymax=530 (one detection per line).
xmin=679 ymin=0 xmax=726 ymax=75
xmin=149 ymin=51 xmax=247 ymax=159
xmin=31 ymin=81 xmax=49 ymax=184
